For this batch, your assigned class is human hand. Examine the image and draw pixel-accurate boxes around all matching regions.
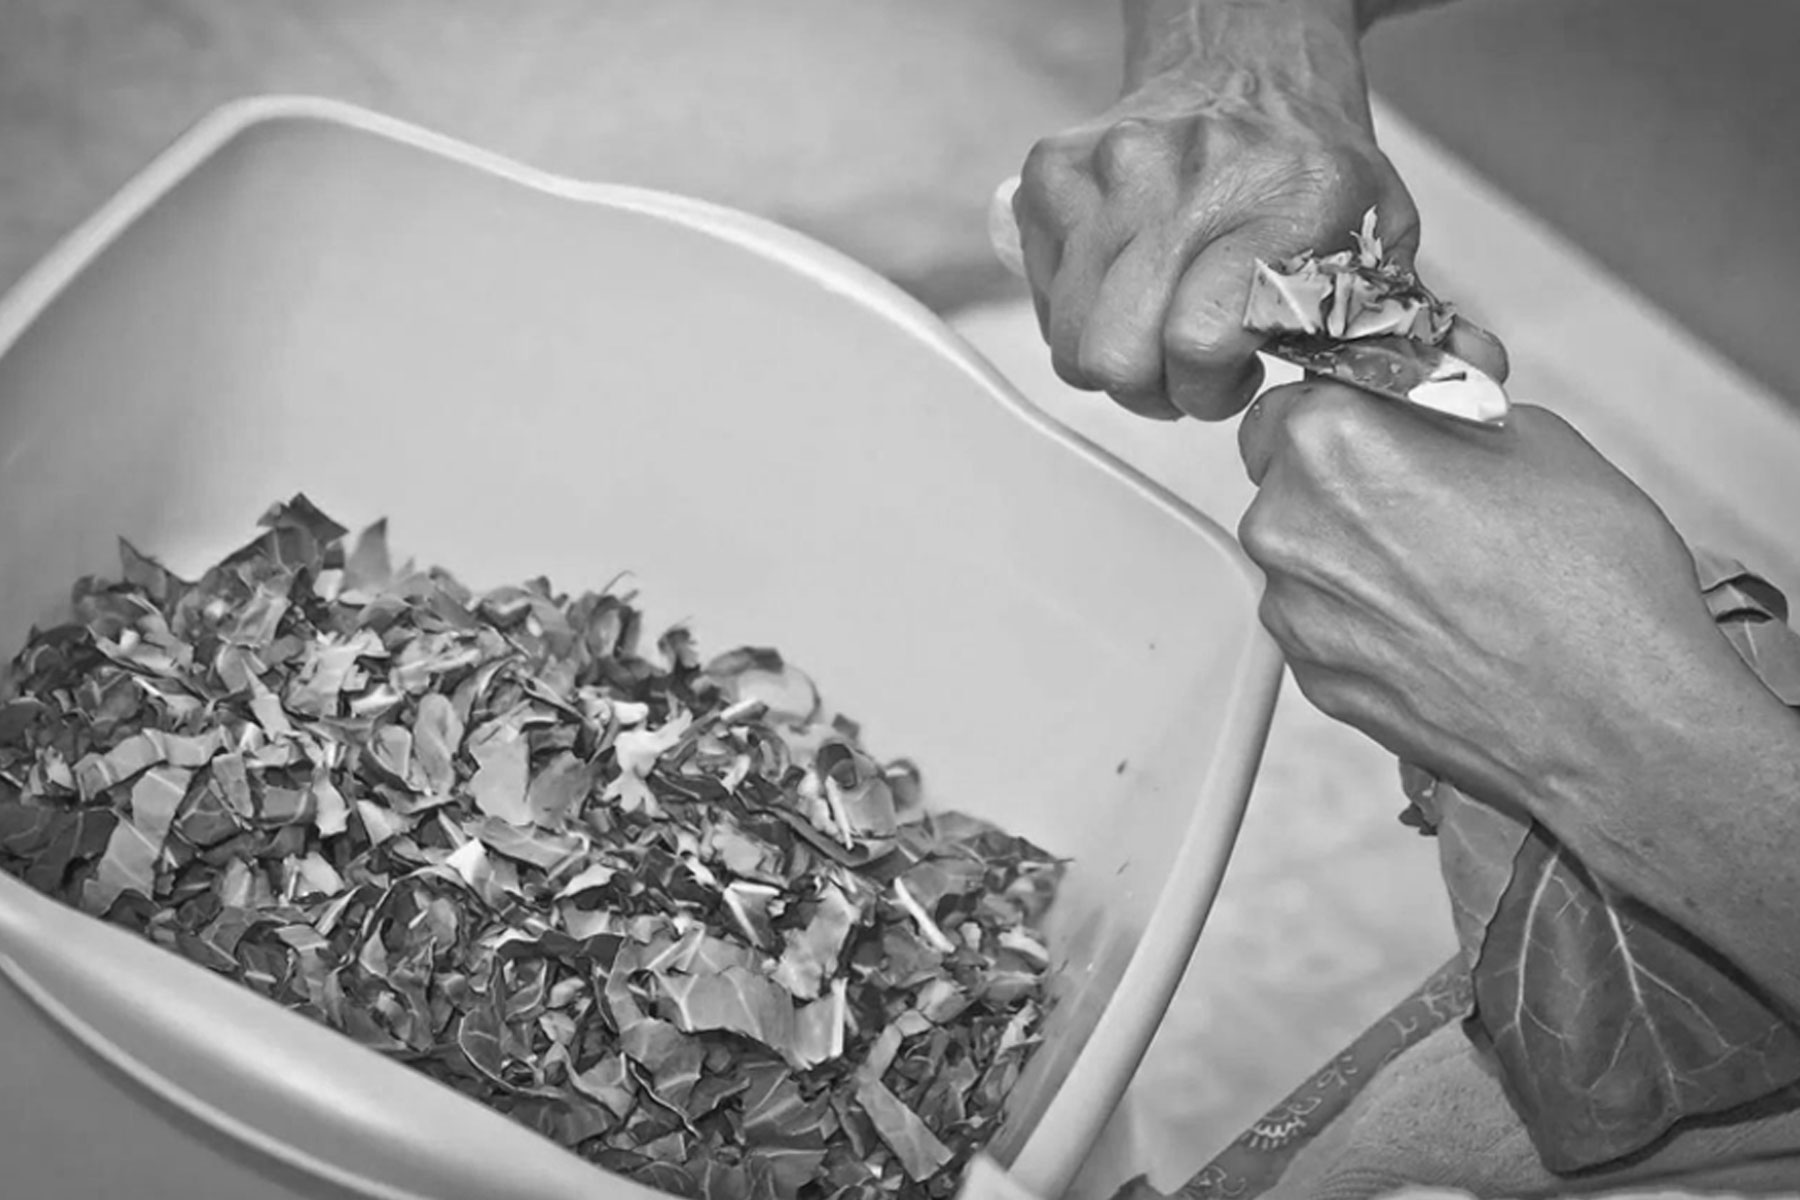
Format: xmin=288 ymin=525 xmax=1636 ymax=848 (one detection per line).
xmin=1011 ymin=5 xmax=1413 ymax=422
xmin=1232 ymin=381 xmax=1767 ymax=816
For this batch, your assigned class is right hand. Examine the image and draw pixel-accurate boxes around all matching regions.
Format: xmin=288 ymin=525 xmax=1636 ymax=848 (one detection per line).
xmin=1013 ymin=60 xmax=1416 ymax=422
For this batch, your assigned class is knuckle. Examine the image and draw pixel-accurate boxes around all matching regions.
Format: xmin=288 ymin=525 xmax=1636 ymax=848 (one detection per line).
xmin=1192 ymin=112 xmax=1254 ymax=169
xmin=1049 ymin=350 xmax=1097 ymax=393
xmin=1093 ymin=117 xmax=1168 ymax=184
xmin=1020 ymin=134 xmax=1093 ymax=199
xmin=1236 ymin=501 xmax=1292 ymax=571
xmin=1280 ymin=389 xmax=1363 ymax=463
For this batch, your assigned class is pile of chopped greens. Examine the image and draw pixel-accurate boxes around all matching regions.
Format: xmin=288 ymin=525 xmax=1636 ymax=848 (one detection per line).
xmin=1242 ymin=208 xmax=1456 ymax=346
xmin=0 ymin=497 xmax=1064 ymax=1200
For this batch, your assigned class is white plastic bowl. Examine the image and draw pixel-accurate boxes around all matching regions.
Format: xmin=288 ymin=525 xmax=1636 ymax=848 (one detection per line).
xmin=0 ymin=97 xmax=1282 ymax=1200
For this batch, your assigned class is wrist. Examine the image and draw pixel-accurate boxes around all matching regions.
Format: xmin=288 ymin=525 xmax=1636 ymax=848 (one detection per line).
xmin=1533 ymin=628 xmax=1800 ymax=937
xmin=1121 ymin=0 xmax=1371 ymax=124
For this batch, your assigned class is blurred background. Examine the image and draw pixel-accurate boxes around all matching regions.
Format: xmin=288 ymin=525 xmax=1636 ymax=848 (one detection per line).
xmin=6 ymin=0 xmax=1800 ymax=388
xmin=4 ymin=0 xmax=1799 ymax=1189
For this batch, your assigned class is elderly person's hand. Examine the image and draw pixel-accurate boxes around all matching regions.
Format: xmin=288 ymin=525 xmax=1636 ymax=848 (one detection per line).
xmin=1234 ymin=385 xmax=1716 ymax=806
xmin=1012 ymin=1 xmax=1409 ymax=422
xmin=1235 ymin=378 xmax=1800 ymax=1008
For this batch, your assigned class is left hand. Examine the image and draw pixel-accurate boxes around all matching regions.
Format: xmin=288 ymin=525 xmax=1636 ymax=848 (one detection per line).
xmin=1234 ymin=380 xmax=1754 ymax=817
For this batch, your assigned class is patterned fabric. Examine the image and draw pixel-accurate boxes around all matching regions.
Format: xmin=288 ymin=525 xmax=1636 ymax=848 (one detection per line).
xmin=1115 ymin=545 xmax=1800 ymax=1199
xmin=1114 ymin=957 xmax=1472 ymax=1199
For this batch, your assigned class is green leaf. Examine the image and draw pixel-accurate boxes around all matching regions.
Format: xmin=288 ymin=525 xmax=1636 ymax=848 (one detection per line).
xmin=456 ymin=1002 xmax=511 ymax=1088
xmin=916 ymin=1055 xmax=980 ymax=1130
xmin=790 ymin=982 xmax=846 ymax=1069
xmin=370 ymin=725 xmax=414 ymax=786
xmin=554 ymin=860 xmax=617 ymax=899
xmin=706 ymin=822 xmax=782 ymax=881
xmin=74 ymin=733 xmax=167 ymax=801
xmin=468 ymin=719 xmax=531 ymax=825
xmin=702 ymin=648 xmax=818 ymax=719
xmin=209 ymin=753 xmax=255 ymax=818
xmin=1719 ymin=614 xmax=1800 ymax=706
xmin=1704 ymin=580 xmax=1787 ymax=623
xmin=342 ymin=519 xmax=393 ymax=593
xmin=354 ymin=799 xmax=407 ymax=846
xmin=1692 ymin=547 xmax=1760 ymax=595
xmin=604 ymin=712 xmax=692 ymax=815
xmin=1432 ymin=782 xmax=1531 ymax=973
xmin=897 ymin=857 xmax=986 ymax=912
xmin=176 ymin=777 xmax=241 ymax=849
xmin=1243 ymin=260 xmax=1332 ymax=336
xmin=570 ymin=1053 xmax=637 ymax=1119
xmin=526 ymin=752 xmax=594 ymax=828
xmin=1420 ymin=549 xmax=1800 ymax=1174
xmin=647 ymin=1038 xmax=706 ymax=1113
xmin=259 ymin=785 xmax=312 ymax=827
xmin=854 ymin=1076 xmax=953 ymax=1181
xmin=475 ymin=818 xmax=584 ymax=872
xmin=656 ymin=967 xmax=800 ymax=1060
xmin=739 ymin=1064 xmax=824 ymax=1145
xmin=774 ymin=883 xmax=860 ymax=1000
xmin=310 ymin=772 xmax=350 ymax=838
xmin=287 ymin=635 xmax=375 ymax=719
xmin=410 ymin=693 xmax=464 ymax=796
xmin=88 ymin=819 xmax=161 ymax=912
xmin=1242 ymin=220 xmax=1457 ymax=350
xmin=1476 ymin=820 xmax=1800 ymax=1171
xmin=118 ymin=537 xmax=186 ymax=607
xmin=128 ymin=766 xmax=192 ymax=850
xmin=0 ymin=799 xmax=69 ymax=858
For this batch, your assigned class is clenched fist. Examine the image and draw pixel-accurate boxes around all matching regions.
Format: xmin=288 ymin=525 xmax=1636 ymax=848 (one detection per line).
xmin=1012 ymin=2 xmax=1413 ymax=422
xmin=1233 ymin=382 xmax=1767 ymax=819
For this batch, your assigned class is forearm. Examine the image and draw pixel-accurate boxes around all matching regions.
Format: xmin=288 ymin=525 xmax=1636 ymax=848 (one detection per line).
xmin=1121 ymin=0 xmax=1368 ymax=107
xmin=1119 ymin=0 xmax=1475 ymax=100
xmin=1534 ymin=651 xmax=1800 ymax=1013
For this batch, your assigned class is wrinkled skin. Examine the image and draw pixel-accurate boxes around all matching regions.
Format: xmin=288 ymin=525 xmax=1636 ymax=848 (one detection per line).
xmin=1013 ymin=13 xmax=1412 ymax=422
xmin=1234 ymin=375 xmax=1800 ymax=1011
xmin=1235 ymin=383 xmax=1711 ymax=804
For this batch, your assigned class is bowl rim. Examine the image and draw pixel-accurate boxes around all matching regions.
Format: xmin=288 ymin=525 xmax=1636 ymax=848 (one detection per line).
xmin=0 ymin=94 xmax=1285 ymax=1199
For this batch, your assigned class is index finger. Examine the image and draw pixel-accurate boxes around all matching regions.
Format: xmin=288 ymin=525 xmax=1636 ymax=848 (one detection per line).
xmin=1162 ymin=225 xmax=1299 ymax=421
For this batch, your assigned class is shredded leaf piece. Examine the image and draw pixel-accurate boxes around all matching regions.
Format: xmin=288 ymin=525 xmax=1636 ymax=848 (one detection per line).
xmin=1243 ymin=206 xmax=1457 ymax=347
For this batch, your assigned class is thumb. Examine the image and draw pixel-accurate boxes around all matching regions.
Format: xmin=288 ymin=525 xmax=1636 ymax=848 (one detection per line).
xmin=1446 ymin=317 xmax=1510 ymax=384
